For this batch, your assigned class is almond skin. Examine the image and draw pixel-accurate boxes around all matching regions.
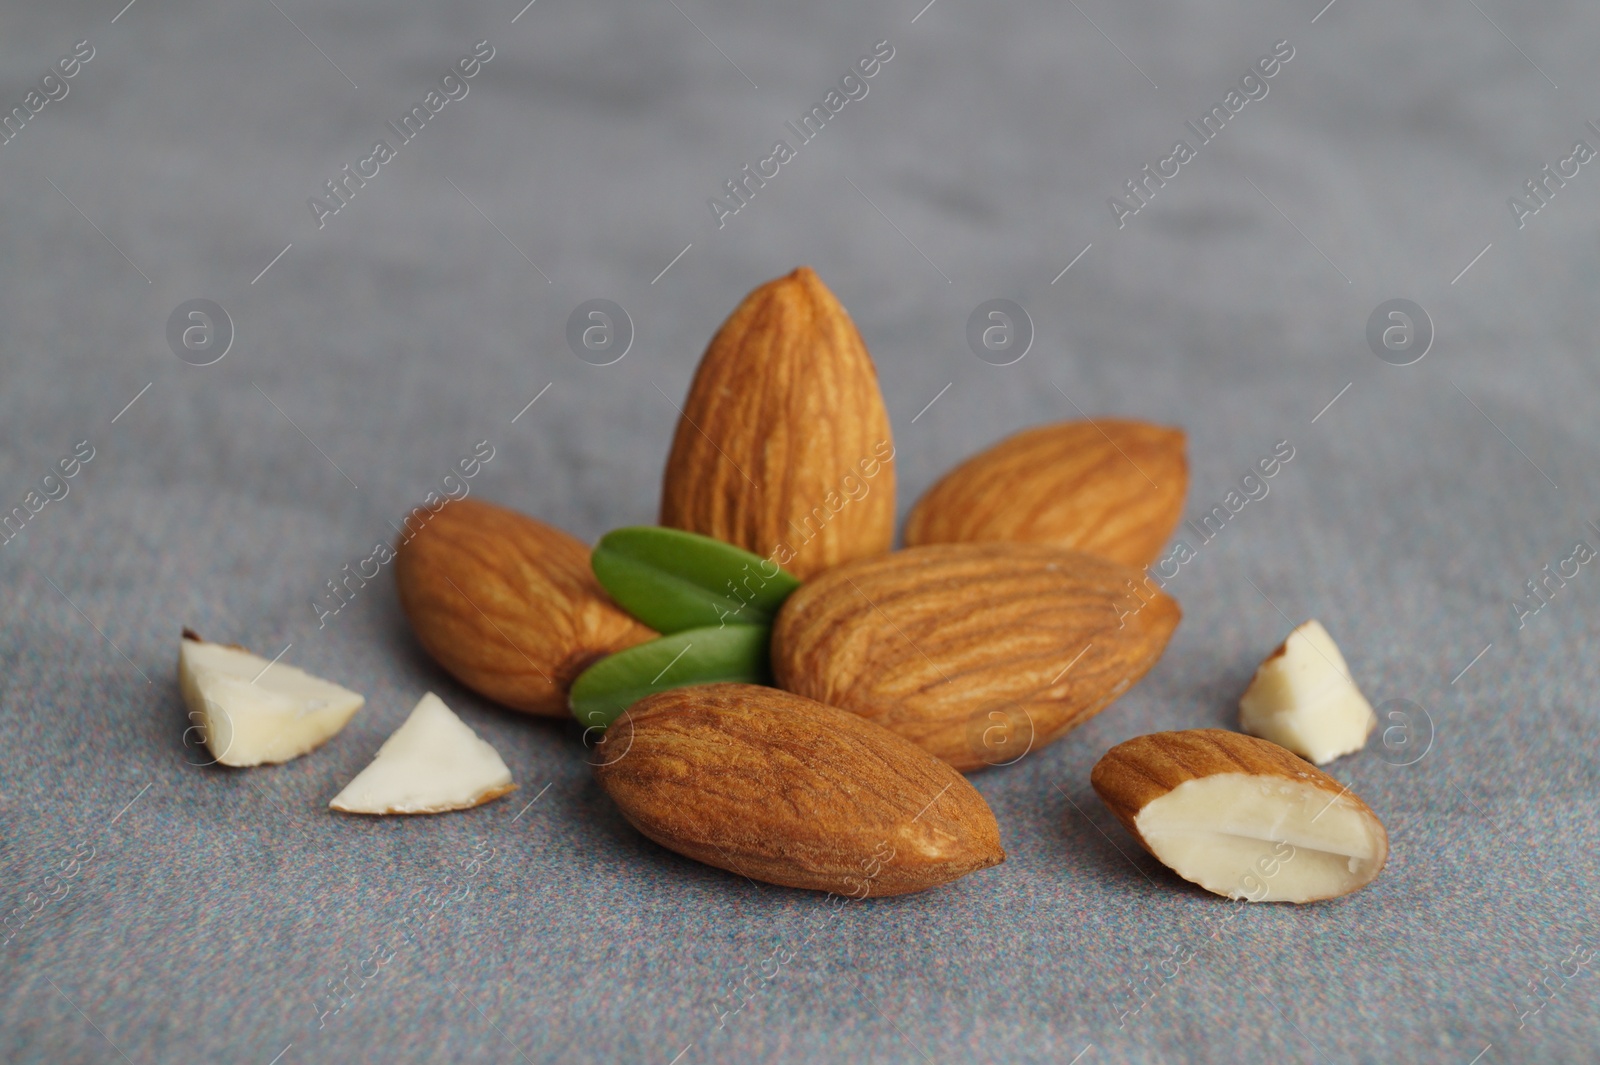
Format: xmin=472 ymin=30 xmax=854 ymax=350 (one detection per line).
xmin=593 ymin=683 xmax=1004 ymax=896
xmin=772 ymin=543 xmax=1181 ymax=772
xmin=394 ymin=499 xmax=654 ymax=716
xmin=1090 ymin=729 xmax=1389 ymax=902
xmin=659 ymin=267 xmax=895 ymax=580
xmin=904 ymin=420 xmax=1187 ymax=569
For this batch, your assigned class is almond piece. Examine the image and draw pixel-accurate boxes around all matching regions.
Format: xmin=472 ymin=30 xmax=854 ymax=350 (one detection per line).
xmin=659 ymin=267 xmax=895 ymax=580
xmin=771 ymin=543 xmax=1180 ymax=772
xmin=394 ymin=499 xmax=654 ymax=716
xmin=178 ymin=630 xmax=364 ymax=766
xmin=1239 ymin=620 xmax=1376 ymax=765
xmin=330 ymin=692 xmax=515 ymax=815
xmin=592 ymin=683 xmax=1004 ymax=896
xmin=1090 ymin=729 xmax=1388 ymax=902
xmin=904 ymin=420 xmax=1187 ymax=569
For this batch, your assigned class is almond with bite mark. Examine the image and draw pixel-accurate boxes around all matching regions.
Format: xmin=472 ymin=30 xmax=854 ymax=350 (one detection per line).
xmin=395 ymin=499 xmax=654 ymax=716
xmin=593 ymin=683 xmax=1004 ymax=896
xmin=659 ymin=267 xmax=895 ymax=580
xmin=1091 ymin=729 xmax=1388 ymax=903
xmin=904 ymin=419 xmax=1187 ymax=569
xmin=772 ymin=543 xmax=1180 ymax=772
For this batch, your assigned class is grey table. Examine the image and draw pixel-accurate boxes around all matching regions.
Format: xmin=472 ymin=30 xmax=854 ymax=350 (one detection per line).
xmin=2 ymin=0 xmax=1597 ymax=1061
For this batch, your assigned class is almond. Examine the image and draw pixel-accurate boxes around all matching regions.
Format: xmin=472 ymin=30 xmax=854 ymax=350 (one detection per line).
xmin=1238 ymin=620 xmax=1376 ymax=765
xmin=394 ymin=499 xmax=653 ymax=716
xmin=178 ymin=630 xmax=363 ymax=767
xmin=593 ymin=683 xmax=1004 ymax=896
xmin=329 ymin=692 xmax=515 ymax=815
xmin=771 ymin=543 xmax=1180 ymax=772
xmin=659 ymin=266 xmax=895 ymax=580
xmin=904 ymin=419 xmax=1187 ymax=569
xmin=1090 ymin=729 xmax=1388 ymax=903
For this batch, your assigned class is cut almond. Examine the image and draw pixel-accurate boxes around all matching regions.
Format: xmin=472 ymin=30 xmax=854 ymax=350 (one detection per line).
xmin=178 ymin=629 xmax=363 ymax=767
xmin=1239 ymin=620 xmax=1376 ymax=765
xmin=329 ymin=693 xmax=515 ymax=815
xmin=1090 ymin=729 xmax=1388 ymax=903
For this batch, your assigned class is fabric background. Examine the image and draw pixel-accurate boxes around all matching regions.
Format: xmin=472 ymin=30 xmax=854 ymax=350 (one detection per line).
xmin=1 ymin=0 xmax=1597 ymax=1061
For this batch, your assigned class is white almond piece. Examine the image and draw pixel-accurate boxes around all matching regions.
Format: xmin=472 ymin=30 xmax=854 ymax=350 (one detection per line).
xmin=178 ymin=629 xmax=364 ymax=767
xmin=329 ymin=692 xmax=515 ymax=815
xmin=1239 ymin=619 xmax=1376 ymax=765
xmin=1091 ymin=729 xmax=1389 ymax=903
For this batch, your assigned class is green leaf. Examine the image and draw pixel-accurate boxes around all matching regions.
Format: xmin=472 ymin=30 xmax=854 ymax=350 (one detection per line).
xmin=568 ymin=625 xmax=772 ymax=730
xmin=591 ymin=526 xmax=800 ymax=634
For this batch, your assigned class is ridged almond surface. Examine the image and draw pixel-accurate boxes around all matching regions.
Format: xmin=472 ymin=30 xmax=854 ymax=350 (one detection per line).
xmin=772 ymin=543 xmax=1181 ymax=771
xmin=659 ymin=267 xmax=895 ymax=580
xmin=904 ymin=420 xmax=1187 ymax=568
xmin=1091 ymin=729 xmax=1389 ymax=902
xmin=593 ymin=684 xmax=1004 ymax=896
xmin=394 ymin=499 xmax=654 ymax=716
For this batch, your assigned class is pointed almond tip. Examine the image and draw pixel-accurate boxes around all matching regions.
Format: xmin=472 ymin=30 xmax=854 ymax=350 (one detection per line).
xmin=774 ymin=265 xmax=854 ymax=328
xmin=773 ymin=265 xmax=834 ymax=302
xmin=734 ymin=266 xmax=819 ymax=312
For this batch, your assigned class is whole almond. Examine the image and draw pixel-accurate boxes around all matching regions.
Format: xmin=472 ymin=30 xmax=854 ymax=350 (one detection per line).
xmin=659 ymin=266 xmax=895 ymax=580
xmin=772 ymin=543 xmax=1180 ymax=772
xmin=593 ymin=683 xmax=1004 ymax=896
xmin=1090 ymin=729 xmax=1388 ymax=902
xmin=904 ymin=419 xmax=1187 ymax=569
xmin=394 ymin=499 xmax=654 ymax=716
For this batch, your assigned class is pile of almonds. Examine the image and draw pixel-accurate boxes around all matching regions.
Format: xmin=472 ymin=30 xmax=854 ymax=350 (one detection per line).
xmin=186 ymin=267 xmax=1391 ymax=905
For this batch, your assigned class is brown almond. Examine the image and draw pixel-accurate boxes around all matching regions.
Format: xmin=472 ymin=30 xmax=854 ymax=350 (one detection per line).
xmin=904 ymin=419 xmax=1187 ymax=569
xmin=593 ymin=683 xmax=1004 ymax=896
xmin=394 ymin=499 xmax=654 ymax=716
xmin=1090 ymin=729 xmax=1388 ymax=902
xmin=659 ymin=266 xmax=895 ymax=580
xmin=771 ymin=543 xmax=1180 ymax=772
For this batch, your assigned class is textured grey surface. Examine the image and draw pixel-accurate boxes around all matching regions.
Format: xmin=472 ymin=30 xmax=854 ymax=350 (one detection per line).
xmin=2 ymin=0 xmax=1599 ymax=1061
